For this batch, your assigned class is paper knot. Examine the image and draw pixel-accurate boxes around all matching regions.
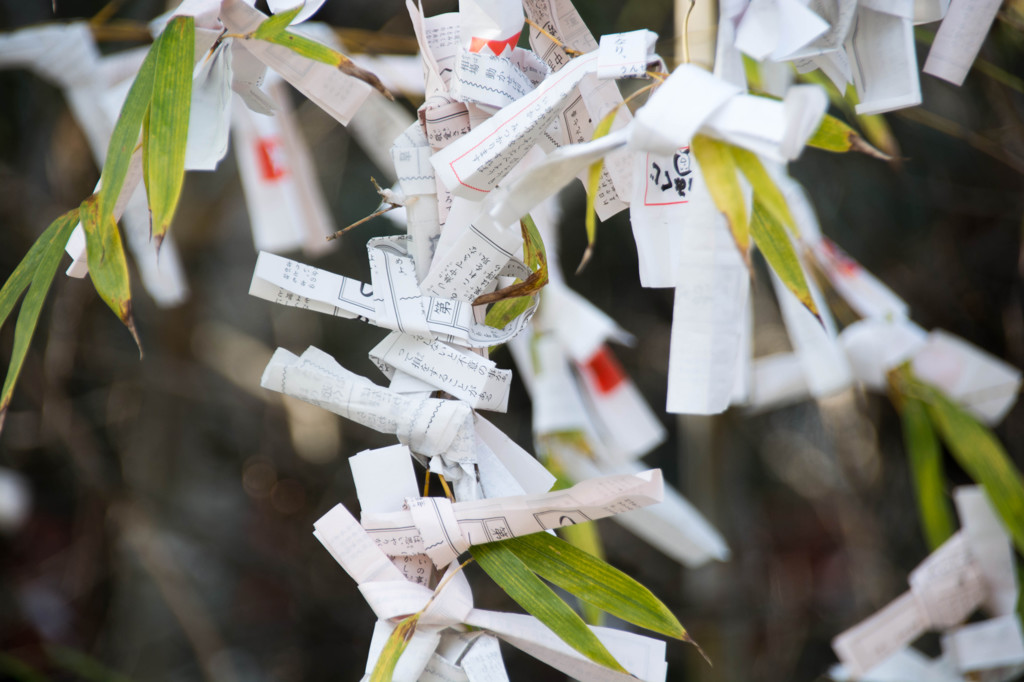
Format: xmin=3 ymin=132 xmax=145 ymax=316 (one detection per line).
xmin=407 ymin=497 xmax=471 ymax=568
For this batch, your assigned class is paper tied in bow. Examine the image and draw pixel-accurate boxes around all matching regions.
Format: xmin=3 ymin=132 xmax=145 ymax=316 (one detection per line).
xmin=313 ymin=479 xmax=670 ymax=681
xmin=831 ymin=486 xmax=1022 ymax=680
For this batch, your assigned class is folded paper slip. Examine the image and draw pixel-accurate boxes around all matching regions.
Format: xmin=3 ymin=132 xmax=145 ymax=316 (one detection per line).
xmin=358 ymin=469 xmax=664 ymax=568
xmin=261 ymin=346 xmax=471 ymax=458
xmin=249 ymin=239 xmax=538 ymax=347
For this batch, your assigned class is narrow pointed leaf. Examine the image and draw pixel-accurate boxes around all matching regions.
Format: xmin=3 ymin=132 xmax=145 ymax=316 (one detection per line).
xmin=505 ymin=532 xmax=691 ymax=642
xmin=97 ymin=33 xmax=158 ymax=221
xmin=475 ymin=215 xmax=547 ymax=305
xmin=899 ymin=394 xmax=956 ymax=550
xmin=0 ymin=209 xmax=78 ymax=428
xmin=146 ymin=15 xmax=194 ymax=248
xmin=580 ymin=108 xmax=619 ymax=272
xmin=730 ymin=147 xmax=795 ymax=234
xmin=368 ymin=613 xmax=421 ymax=682
xmin=250 ymin=4 xmax=303 ymax=39
xmin=80 ymin=196 xmax=141 ymax=353
xmin=921 ymin=383 xmax=1024 ymax=555
xmin=692 ymin=134 xmax=750 ymax=258
xmin=471 ymin=540 xmax=628 ymax=673
xmin=805 ymin=113 xmax=891 ymax=161
xmin=750 ymin=201 xmax=820 ymax=321
xmin=556 ymin=522 xmax=606 ymax=626
xmin=250 ymin=30 xmax=393 ymax=100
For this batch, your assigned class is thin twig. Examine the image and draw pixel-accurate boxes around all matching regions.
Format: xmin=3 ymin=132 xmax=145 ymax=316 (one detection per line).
xmin=437 ymin=475 xmax=455 ymax=502
xmin=327 ymin=177 xmax=404 ymax=240
xmin=681 ymin=0 xmax=696 ymax=64
xmin=525 ymin=17 xmax=583 ymax=57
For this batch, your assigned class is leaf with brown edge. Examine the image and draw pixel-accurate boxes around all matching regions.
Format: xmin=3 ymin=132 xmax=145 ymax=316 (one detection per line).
xmin=251 ymin=30 xmax=394 ymax=101
xmin=692 ymin=134 xmax=750 ymax=266
xmin=750 ymin=201 xmax=821 ymax=323
xmin=367 ymin=613 xmax=421 ymax=682
xmin=0 ymin=209 xmax=79 ymax=433
xmin=806 ymin=113 xmax=892 ymax=160
xmin=474 ymin=214 xmax=548 ymax=305
xmin=145 ymin=15 xmax=193 ymax=250
xmin=471 ymin=539 xmax=628 ymax=673
xmin=579 ymin=108 xmax=619 ymax=273
xmin=80 ymin=195 xmax=142 ymax=354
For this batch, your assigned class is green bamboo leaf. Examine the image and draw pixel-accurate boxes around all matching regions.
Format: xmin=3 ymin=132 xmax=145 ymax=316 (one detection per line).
xmin=580 ymin=108 xmax=619 ymax=273
xmin=471 ymin=540 xmax=628 ymax=673
xmin=729 ymin=147 xmax=795 ymax=234
xmin=368 ymin=613 xmax=421 ymax=682
xmin=899 ymin=395 xmax=956 ymax=550
xmin=250 ymin=4 xmax=303 ymax=39
xmin=97 ymin=32 xmax=158 ymax=221
xmin=750 ymin=201 xmax=821 ymax=322
xmin=691 ymin=134 xmax=750 ymax=260
xmin=556 ymin=521 xmax=606 ymax=626
xmin=504 ymin=532 xmax=690 ymax=642
xmin=146 ymin=15 xmax=194 ymax=250
xmin=0 ymin=209 xmax=78 ymax=430
xmin=80 ymin=195 xmax=141 ymax=353
xmin=921 ymin=383 xmax=1024 ymax=555
xmin=250 ymin=29 xmax=393 ymax=100
xmin=805 ymin=113 xmax=892 ymax=161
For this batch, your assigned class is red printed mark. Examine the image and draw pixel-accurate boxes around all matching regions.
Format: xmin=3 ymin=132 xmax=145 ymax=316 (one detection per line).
xmin=256 ymin=136 xmax=288 ymax=181
xmin=468 ymin=31 xmax=522 ymax=56
xmin=583 ymin=346 xmax=626 ymax=395
xmin=820 ymin=239 xmax=860 ymax=278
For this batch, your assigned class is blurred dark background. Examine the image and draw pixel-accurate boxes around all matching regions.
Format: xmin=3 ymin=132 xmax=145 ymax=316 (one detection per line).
xmin=1 ymin=1 xmax=1023 ymax=680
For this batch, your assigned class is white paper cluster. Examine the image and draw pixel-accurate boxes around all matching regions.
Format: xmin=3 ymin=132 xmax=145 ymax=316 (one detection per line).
xmin=721 ymin=0 xmax=1004 ymax=115
xmin=831 ymin=486 xmax=1024 ymax=681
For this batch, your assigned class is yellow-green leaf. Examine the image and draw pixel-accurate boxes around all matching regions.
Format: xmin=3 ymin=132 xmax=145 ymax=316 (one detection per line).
xmin=900 ymin=394 xmax=956 ymax=551
xmin=251 ymin=30 xmax=393 ymax=100
xmin=0 ymin=209 xmax=79 ymax=429
xmin=921 ymin=384 xmax=1024 ymax=555
xmin=730 ymin=147 xmax=795 ymax=234
xmin=80 ymin=195 xmax=141 ymax=353
xmin=750 ymin=201 xmax=820 ymax=322
xmin=692 ymin=134 xmax=750 ymax=258
xmin=580 ymin=108 xmax=619 ymax=273
xmin=805 ymin=113 xmax=892 ymax=161
xmin=471 ymin=540 xmax=627 ymax=673
xmin=97 ymin=32 xmax=158 ymax=221
xmin=504 ymin=532 xmax=691 ymax=642
xmin=368 ymin=613 xmax=421 ymax=682
xmin=146 ymin=15 xmax=194 ymax=249
xmin=250 ymin=4 xmax=303 ymax=39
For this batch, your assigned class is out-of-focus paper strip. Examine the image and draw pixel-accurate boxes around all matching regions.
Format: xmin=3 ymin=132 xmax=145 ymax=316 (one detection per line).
xmin=911 ymin=330 xmax=1023 ymax=425
xmin=220 ymin=0 xmax=372 ymax=125
xmin=847 ymin=5 xmax=922 ymax=114
xmin=942 ymin=615 xmax=1024 ymax=673
xmin=923 ymin=0 xmax=1000 ymax=85
xmin=557 ymin=454 xmax=729 ymax=567
xmin=360 ymin=470 xmax=663 ymax=565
